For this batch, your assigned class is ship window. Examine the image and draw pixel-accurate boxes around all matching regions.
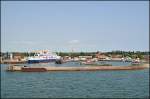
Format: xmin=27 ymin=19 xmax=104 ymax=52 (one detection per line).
xmin=35 ymin=54 xmax=39 ymax=56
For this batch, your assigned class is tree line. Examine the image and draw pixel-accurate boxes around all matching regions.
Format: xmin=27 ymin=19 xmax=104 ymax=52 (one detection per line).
xmin=0 ymin=51 xmax=149 ymax=59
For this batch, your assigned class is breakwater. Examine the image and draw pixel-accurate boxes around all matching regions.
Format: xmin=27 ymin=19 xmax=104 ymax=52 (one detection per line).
xmin=6 ymin=64 xmax=149 ymax=72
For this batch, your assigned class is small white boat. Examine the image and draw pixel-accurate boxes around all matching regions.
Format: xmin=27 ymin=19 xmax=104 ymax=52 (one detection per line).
xmin=132 ymin=58 xmax=141 ymax=65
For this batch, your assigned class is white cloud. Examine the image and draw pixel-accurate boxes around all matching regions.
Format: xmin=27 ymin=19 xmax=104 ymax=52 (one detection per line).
xmin=68 ymin=40 xmax=80 ymax=44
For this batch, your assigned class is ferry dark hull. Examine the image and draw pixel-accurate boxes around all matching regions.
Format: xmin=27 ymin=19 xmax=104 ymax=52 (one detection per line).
xmin=28 ymin=59 xmax=56 ymax=64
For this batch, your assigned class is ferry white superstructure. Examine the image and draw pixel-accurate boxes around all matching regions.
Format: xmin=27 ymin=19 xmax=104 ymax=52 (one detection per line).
xmin=27 ymin=50 xmax=61 ymax=63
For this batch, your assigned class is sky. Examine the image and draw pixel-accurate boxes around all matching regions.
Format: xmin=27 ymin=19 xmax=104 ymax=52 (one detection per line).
xmin=1 ymin=1 xmax=149 ymax=52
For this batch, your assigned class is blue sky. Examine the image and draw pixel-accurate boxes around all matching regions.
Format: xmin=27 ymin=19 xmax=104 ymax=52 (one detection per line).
xmin=1 ymin=1 xmax=149 ymax=52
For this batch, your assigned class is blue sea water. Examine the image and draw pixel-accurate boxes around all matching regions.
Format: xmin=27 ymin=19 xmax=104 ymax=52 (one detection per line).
xmin=1 ymin=62 xmax=149 ymax=98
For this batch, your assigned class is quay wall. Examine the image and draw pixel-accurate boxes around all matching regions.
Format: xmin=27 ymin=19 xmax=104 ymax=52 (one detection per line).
xmin=6 ymin=64 xmax=149 ymax=72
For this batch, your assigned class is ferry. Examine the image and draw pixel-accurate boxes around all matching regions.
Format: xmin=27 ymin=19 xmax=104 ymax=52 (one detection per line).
xmin=27 ymin=50 xmax=61 ymax=64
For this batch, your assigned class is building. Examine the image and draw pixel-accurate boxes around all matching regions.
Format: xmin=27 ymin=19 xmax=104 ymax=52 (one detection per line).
xmin=95 ymin=52 xmax=109 ymax=60
xmin=143 ymin=55 xmax=150 ymax=62
xmin=79 ymin=56 xmax=92 ymax=61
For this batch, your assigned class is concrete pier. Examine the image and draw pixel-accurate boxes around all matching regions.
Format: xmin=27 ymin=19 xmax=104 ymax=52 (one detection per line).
xmin=6 ymin=64 xmax=149 ymax=72
xmin=2 ymin=60 xmax=27 ymax=64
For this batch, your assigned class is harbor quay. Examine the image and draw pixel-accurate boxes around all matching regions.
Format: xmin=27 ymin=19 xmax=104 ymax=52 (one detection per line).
xmin=6 ymin=63 xmax=149 ymax=72
xmin=1 ymin=50 xmax=150 ymax=72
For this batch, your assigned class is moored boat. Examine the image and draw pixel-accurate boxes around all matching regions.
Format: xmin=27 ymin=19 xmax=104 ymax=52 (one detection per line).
xmin=27 ymin=50 xmax=61 ymax=64
xmin=132 ymin=58 xmax=141 ymax=65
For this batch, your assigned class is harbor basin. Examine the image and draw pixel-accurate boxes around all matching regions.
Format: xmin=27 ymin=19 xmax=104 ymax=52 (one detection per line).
xmin=1 ymin=61 xmax=149 ymax=98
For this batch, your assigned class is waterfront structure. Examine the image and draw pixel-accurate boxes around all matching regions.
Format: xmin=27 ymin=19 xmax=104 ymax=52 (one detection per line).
xmin=6 ymin=63 xmax=149 ymax=72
